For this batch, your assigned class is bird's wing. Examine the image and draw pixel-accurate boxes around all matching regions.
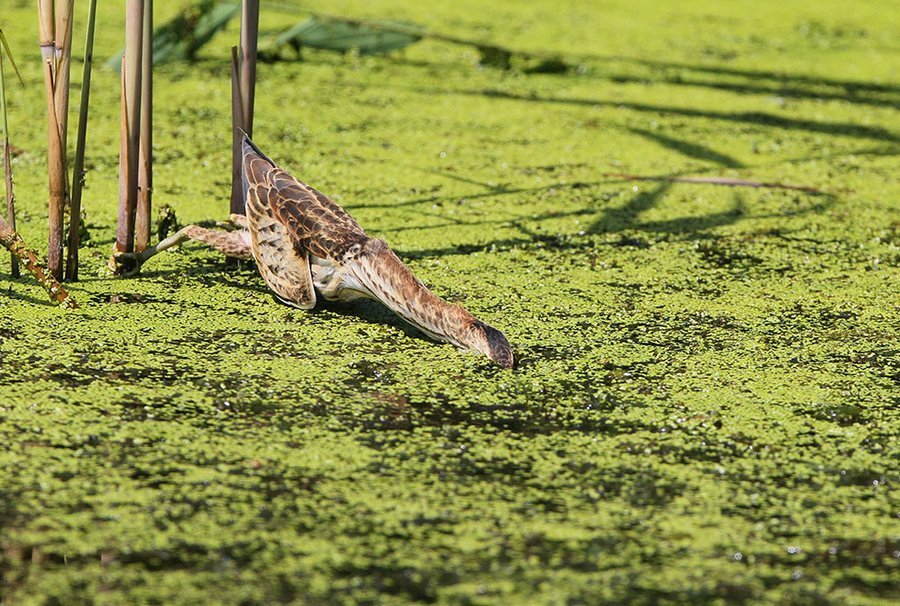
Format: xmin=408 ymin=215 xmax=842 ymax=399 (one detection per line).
xmin=243 ymin=147 xmax=317 ymax=309
xmin=266 ymin=174 xmax=368 ymax=261
xmin=242 ymin=136 xmax=367 ymax=247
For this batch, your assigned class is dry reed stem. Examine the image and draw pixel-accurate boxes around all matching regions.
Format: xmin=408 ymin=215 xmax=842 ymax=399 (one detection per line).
xmin=114 ymin=0 xmax=144 ymax=256
xmin=3 ymin=139 xmax=16 ymax=278
xmin=115 ymin=57 xmax=131 ymax=254
xmin=66 ymin=0 xmax=98 ymax=280
xmin=0 ymin=51 xmax=17 ymax=278
xmin=135 ymin=0 xmax=153 ymax=252
xmin=53 ymin=0 xmax=74 ymax=144
xmin=38 ymin=0 xmax=66 ymax=280
xmin=239 ymin=0 xmax=259 ymax=135
xmin=38 ymin=0 xmax=55 ymax=67
xmin=42 ymin=56 xmax=66 ymax=280
xmin=229 ymin=2 xmax=258 ymax=218
xmin=230 ymin=46 xmax=244 ymax=216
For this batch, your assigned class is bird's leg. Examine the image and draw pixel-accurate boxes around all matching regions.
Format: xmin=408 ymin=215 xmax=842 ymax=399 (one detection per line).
xmin=163 ymin=225 xmax=252 ymax=260
xmin=109 ymin=221 xmax=252 ymax=275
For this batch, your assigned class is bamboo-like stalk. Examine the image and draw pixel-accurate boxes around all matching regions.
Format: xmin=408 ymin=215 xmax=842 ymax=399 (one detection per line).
xmin=135 ymin=0 xmax=153 ymax=253
xmin=0 ymin=50 xmax=17 ymax=277
xmin=3 ymin=143 xmax=16 ymax=278
xmin=239 ymin=0 xmax=259 ymax=136
xmin=38 ymin=0 xmax=66 ymax=280
xmin=0 ymin=214 xmax=76 ymax=307
xmin=54 ymin=0 xmax=74 ymax=144
xmin=230 ymin=46 xmax=244 ymax=217
xmin=65 ymin=0 xmax=98 ymax=281
xmin=42 ymin=57 xmax=66 ymax=280
xmin=114 ymin=0 xmax=144 ymax=256
xmin=38 ymin=1 xmax=55 ymax=70
xmin=230 ymin=1 xmax=259 ymax=217
xmin=115 ymin=57 xmax=131 ymax=254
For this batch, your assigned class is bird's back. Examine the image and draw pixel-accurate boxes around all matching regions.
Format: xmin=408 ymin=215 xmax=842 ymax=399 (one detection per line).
xmin=242 ymin=137 xmax=367 ymax=262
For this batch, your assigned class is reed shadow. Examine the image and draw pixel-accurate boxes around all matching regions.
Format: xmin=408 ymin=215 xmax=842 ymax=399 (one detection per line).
xmin=386 ymin=165 xmax=838 ymax=259
xmin=441 ymin=89 xmax=900 ymax=143
xmin=626 ymin=58 xmax=900 ymax=96
xmin=0 ymin=283 xmax=58 ymax=307
xmin=627 ymin=127 xmax=744 ymax=168
xmin=604 ymin=73 xmax=899 ymax=109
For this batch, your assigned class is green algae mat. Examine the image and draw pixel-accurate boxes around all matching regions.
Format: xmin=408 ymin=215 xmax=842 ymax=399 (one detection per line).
xmin=2 ymin=1 xmax=899 ymax=603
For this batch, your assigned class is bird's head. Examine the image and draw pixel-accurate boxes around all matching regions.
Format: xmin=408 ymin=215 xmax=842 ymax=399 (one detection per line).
xmin=466 ymin=320 xmax=514 ymax=369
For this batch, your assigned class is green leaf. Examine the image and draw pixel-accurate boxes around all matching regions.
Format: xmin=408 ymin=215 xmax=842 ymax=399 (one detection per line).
xmin=275 ymin=17 xmax=421 ymax=56
xmin=0 ymin=29 xmax=25 ymax=86
xmin=106 ymin=1 xmax=241 ymax=70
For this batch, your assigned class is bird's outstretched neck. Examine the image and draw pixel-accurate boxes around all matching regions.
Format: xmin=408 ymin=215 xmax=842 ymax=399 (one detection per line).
xmin=348 ymin=238 xmax=514 ymax=368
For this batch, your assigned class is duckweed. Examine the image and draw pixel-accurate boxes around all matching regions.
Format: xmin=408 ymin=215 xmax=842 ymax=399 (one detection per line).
xmin=1 ymin=0 xmax=898 ymax=603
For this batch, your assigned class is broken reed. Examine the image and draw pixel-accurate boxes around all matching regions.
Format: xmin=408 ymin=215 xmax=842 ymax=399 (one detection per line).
xmin=0 ymin=214 xmax=76 ymax=307
xmin=65 ymin=0 xmax=98 ymax=281
xmin=38 ymin=0 xmax=74 ymax=281
xmin=115 ymin=0 xmax=144 ymax=257
xmin=230 ymin=0 xmax=259 ymax=216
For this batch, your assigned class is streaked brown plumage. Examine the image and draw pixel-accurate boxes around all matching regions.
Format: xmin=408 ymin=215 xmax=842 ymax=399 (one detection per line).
xmin=241 ymin=137 xmax=513 ymax=368
xmin=114 ymin=136 xmax=513 ymax=368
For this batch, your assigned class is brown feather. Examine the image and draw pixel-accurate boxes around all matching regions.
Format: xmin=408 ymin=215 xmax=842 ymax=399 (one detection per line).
xmin=240 ymin=135 xmax=513 ymax=367
xmin=243 ymin=154 xmax=316 ymax=309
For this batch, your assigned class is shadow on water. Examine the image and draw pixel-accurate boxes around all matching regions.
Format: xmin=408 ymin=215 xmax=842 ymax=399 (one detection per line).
xmin=588 ymin=186 xmax=773 ymax=238
xmin=353 ymin=140 xmax=885 ymax=253
xmin=605 ymin=73 xmax=900 ymax=109
xmin=627 ymin=127 xmax=744 ymax=168
xmin=403 ymin=49 xmax=899 ymax=107
xmin=348 ymin=386 xmax=661 ymax=438
xmin=246 ymin=43 xmax=900 ymax=109
xmin=591 ymin=181 xmax=673 ymax=234
xmin=384 ymin=169 xmax=836 ymax=259
xmin=344 ymin=179 xmax=606 ymax=212
xmin=625 ymin=58 xmax=900 ymax=96
xmin=0 ymin=284 xmax=58 ymax=307
xmin=434 ymin=89 xmax=899 ymax=143
xmin=312 ymin=298 xmax=434 ymax=344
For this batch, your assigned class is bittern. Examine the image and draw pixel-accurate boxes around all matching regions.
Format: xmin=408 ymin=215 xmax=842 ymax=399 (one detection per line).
xmin=116 ymin=136 xmax=513 ymax=368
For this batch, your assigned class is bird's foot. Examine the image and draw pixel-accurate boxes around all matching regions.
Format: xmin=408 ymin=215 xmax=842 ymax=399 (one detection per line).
xmin=108 ymin=250 xmax=145 ymax=276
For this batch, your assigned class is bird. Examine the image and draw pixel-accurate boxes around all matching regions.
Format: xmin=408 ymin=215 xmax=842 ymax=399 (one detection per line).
xmin=115 ymin=136 xmax=514 ymax=368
